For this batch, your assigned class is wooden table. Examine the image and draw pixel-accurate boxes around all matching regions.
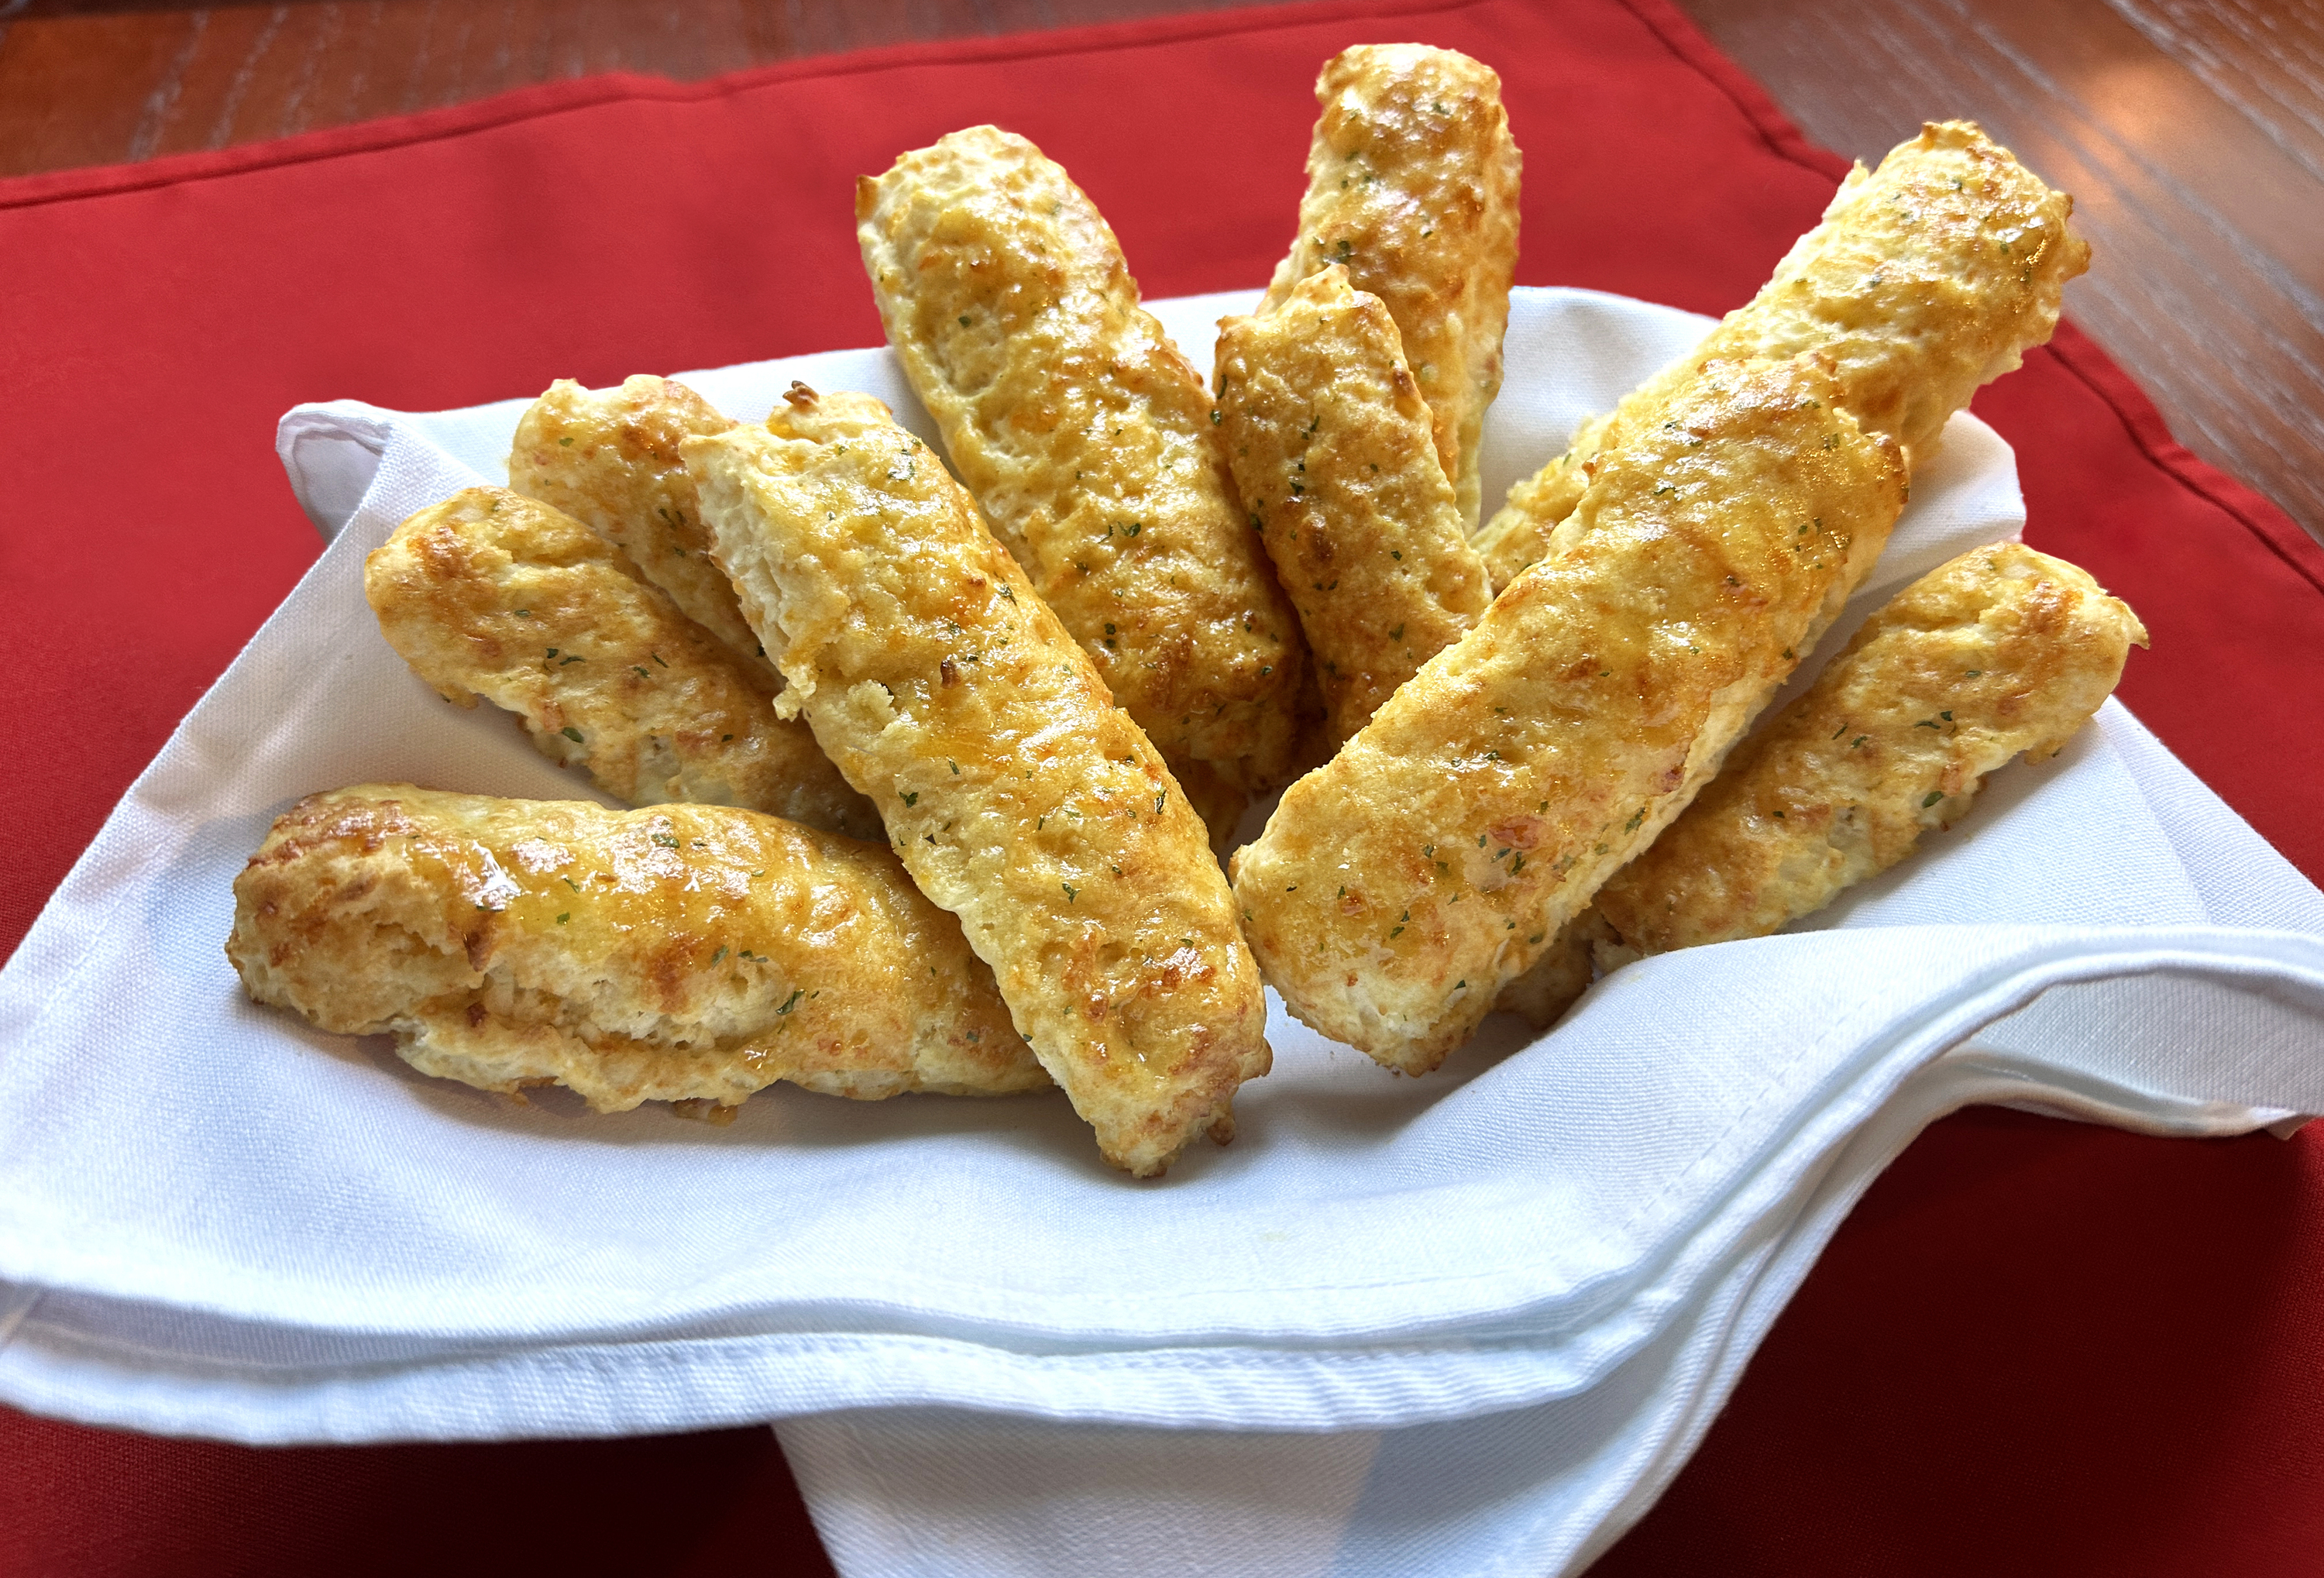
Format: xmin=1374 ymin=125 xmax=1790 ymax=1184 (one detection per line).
xmin=3 ymin=0 xmax=2317 ymax=545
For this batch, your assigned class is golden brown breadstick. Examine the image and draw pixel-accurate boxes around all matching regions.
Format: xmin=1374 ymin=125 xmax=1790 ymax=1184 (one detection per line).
xmin=509 ymin=376 xmax=769 ymax=680
xmin=1495 ymin=548 xmax=2145 ymax=1026
xmin=855 ymin=125 xmax=1306 ymax=841
xmin=365 ymin=487 xmax=879 ymax=841
xmin=1480 ymin=411 xmax=1615 ymax=586
xmin=1475 ymin=121 xmax=2085 ymax=590
xmin=683 ymin=388 xmax=1271 ymax=1177
xmin=1232 ymin=356 xmax=1906 ymax=1073
xmin=227 ymin=786 xmax=1046 ymax=1112
xmin=1214 ymin=265 xmax=1492 ymax=744
xmin=1267 ymin=44 xmax=1521 ymax=528
xmin=1594 ymin=542 xmax=2147 ymax=953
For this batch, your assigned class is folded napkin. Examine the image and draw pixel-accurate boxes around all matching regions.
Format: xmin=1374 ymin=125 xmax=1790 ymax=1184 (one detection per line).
xmin=2 ymin=289 xmax=2319 ymax=1576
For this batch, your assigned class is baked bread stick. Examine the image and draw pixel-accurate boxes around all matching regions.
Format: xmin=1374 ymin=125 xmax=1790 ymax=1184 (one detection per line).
xmin=684 ymin=388 xmax=1271 ymax=1177
xmin=1215 ymin=265 xmax=1492 ymax=744
xmin=1494 ymin=544 xmax=2146 ymax=1027
xmin=1232 ymin=356 xmax=1906 ymax=1072
xmin=228 ymin=786 xmax=1045 ymax=1112
xmin=856 ymin=125 xmax=1306 ymax=841
xmin=1475 ymin=121 xmax=2085 ymax=590
xmin=1594 ymin=541 xmax=2147 ymax=953
xmin=1267 ymin=45 xmax=1521 ymax=529
xmin=509 ymin=376 xmax=772 ymax=680
xmin=366 ymin=487 xmax=879 ymax=840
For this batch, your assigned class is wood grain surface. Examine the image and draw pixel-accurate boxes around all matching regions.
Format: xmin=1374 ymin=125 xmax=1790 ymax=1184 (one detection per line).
xmin=1676 ymin=0 xmax=2324 ymax=545
xmin=2 ymin=0 xmax=2316 ymax=542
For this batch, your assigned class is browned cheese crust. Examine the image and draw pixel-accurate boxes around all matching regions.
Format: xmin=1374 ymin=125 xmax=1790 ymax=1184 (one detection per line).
xmin=1593 ymin=542 xmax=2147 ymax=953
xmin=855 ymin=125 xmax=1306 ymax=840
xmin=1231 ymin=357 xmax=1906 ymax=1072
xmin=1267 ymin=44 xmax=1521 ymax=529
xmin=226 ymin=786 xmax=1046 ymax=1111
xmin=365 ymin=487 xmax=879 ymax=841
xmin=682 ymin=390 xmax=1271 ymax=1177
xmin=1214 ymin=265 xmax=1492 ymax=745
xmin=507 ymin=376 xmax=773 ymax=680
xmin=1475 ymin=121 xmax=2087 ymax=590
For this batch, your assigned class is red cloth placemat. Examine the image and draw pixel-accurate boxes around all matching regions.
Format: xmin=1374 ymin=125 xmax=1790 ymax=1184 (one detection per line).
xmin=4 ymin=0 xmax=2321 ymax=1573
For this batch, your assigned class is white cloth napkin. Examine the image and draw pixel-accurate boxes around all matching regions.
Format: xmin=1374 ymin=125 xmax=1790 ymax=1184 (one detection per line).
xmin=2 ymin=291 xmax=2319 ymax=1578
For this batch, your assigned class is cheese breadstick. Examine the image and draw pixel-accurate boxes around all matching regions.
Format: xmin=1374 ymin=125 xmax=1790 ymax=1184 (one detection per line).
xmin=856 ymin=126 xmax=1306 ymax=841
xmin=1232 ymin=356 xmax=1906 ymax=1072
xmin=1495 ymin=545 xmax=2145 ymax=1026
xmin=510 ymin=376 xmax=769 ymax=680
xmin=1594 ymin=542 xmax=2147 ymax=953
xmin=1214 ymin=265 xmax=1491 ymax=744
xmin=1476 ymin=121 xmax=2085 ymax=590
xmin=228 ymin=786 xmax=1045 ymax=1112
xmin=685 ymin=388 xmax=1271 ymax=1177
xmin=366 ymin=487 xmax=879 ymax=841
xmin=1268 ymin=45 xmax=1521 ymax=529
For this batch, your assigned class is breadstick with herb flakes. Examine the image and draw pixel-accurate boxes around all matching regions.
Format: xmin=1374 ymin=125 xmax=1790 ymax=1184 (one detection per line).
xmin=1594 ymin=542 xmax=2147 ymax=954
xmin=366 ymin=486 xmax=878 ymax=840
xmin=228 ymin=786 xmax=1045 ymax=1113
xmin=684 ymin=387 xmax=1271 ymax=1177
xmin=856 ymin=125 xmax=1305 ymax=844
xmin=510 ymin=376 xmax=771 ymax=680
xmin=1268 ymin=44 xmax=1521 ymax=529
xmin=1232 ymin=356 xmax=1906 ymax=1073
xmin=1475 ymin=120 xmax=2085 ymax=590
xmin=1215 ymin=264 xmax=1490 ymax=744
xmin=1495 ymin=545 xmax=2144 ymax=1026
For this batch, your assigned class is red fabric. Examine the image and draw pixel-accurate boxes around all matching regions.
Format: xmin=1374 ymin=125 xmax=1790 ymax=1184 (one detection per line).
xmin=3 ymin=0 xmax=2322 ymax=1573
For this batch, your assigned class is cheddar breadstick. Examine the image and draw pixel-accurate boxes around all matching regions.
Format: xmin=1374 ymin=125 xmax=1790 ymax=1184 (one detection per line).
xmin=1495 ymin=545 xmax=2145 ymax=1026
xmin=685 ymin=388 xmax=1270 ymax=1177
xmin=1214 ymin=265 xmax=1491 ymax=745
xmin=509 ymin=376 xmax=770 ymax=680
xmin=856 ymin=126 xmax=1306 ymax=841
xmin=366 ymin=487 xmax=878 ymax=841
xmin=1232 ymin=356 xmax=1906 ymax=1072
xmin=1476 ymin=121 xmax=2085 ymax=590
xmin=1594 ymin=542 xmax=2147 ymax=953
xmin=228 ymin=786 xmax=1045 ymax=1112
xmin=1268 ymin=45 xmax=1521 ymax=529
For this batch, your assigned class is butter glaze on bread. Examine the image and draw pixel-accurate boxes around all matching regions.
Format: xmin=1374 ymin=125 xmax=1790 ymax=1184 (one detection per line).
xmin=228 ymin=786 xmax=1045 ymax=1110
xmin=366 ymin=486 xmax=878 ymax=841
xmin=856 ymin=125 xmax=1307 ymax=841
xmin=684 ymin=388 xmax=1271 ymax=1177
xmin=1269 ymin=45 xmax=1521 ymax=529
xmin=1232 ymin=356 xmax=1906 ymax=1073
